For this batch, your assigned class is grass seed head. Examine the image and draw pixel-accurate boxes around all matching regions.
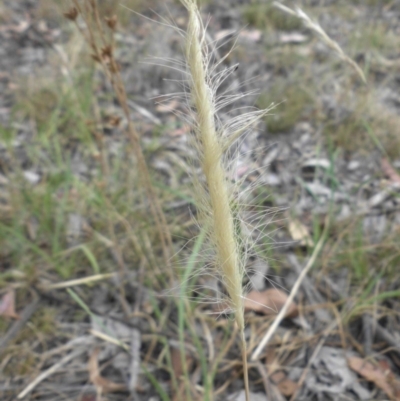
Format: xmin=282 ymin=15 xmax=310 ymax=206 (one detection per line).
xmin=179 ymin=0 xmax=274 ymax=331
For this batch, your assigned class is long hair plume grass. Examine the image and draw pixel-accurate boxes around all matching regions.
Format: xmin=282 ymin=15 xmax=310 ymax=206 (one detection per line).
xmin=179 ymin=1 xmax=274 ymax=399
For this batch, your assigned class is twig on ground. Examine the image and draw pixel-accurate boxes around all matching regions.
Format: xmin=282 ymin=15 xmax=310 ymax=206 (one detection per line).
xmin=89 ymin=329 xmax=129 ymax=351
xmin=17 ymin=346 xmax=88 ymax=399
xmin=251 ymin=231 xmax=326 ymax=361
xmin=42 ymin=273 xmax=116 ymax=290
xmin=287 ymin=253 xmax=331 ymax=322
xmin=0 ymin=298 xmax=41 ymax=351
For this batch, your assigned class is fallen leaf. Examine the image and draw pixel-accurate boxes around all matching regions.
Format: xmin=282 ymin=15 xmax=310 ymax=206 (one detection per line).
xmin=348 ymin=356 xmax=400 ymax=400
xmin=381 ymin=158 xmax=400 ymax=184
xmin=88 ymin=348 xmax=128 ymax=393
xmin=171 ymin=347 xmax=194 ymax=401
xmin=169 ymin=124 xmax=191 ymax=137
xmin=23 ymin=170 xmax=40 ymax=185
xmin=171 ymin=347 xmax=193 ymax=378
xmin=229 ymin=390 xmax=266 ymax=401
xmin=9 ymin=20 xmax=30 ymax=33
xmin=0 ymin=290 xmax=20 ymax=319
xmin=215 ymin=29 xmax=235 ymax=42
xmin=244 ymin=289 xmax=298 ymax=318
xmin=302 ymin=158 xmax=331 ymax=170
xmin=279 ymin=32 xmax=307 ymax=44
xmin=155 ymin=100 xmax=179 ymax=113
xmin=104 ymin=114 xmax=121 ymax=127
xmin=232 ymin=164 xmax=249 ymax=180
xmin=271 ymin=371 xmax=298 ymax=396
xmin=79 ymin=394 xmax=97 ymax=401
xmin=239 ymin=29 xmax=262 ymax=42
xmin=265 ymin=347 xmax=277 ymax=366
xmin=26 ymin=216 xmax=39 ymax=240
xmin=288 ymin=218 xmax=314 ymax=247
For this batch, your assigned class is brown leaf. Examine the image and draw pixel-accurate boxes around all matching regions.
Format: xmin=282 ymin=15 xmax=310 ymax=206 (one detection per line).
xmin=288 ymin=218 xmax=313 ymax=247
xmin=91 ymin=54 xmax=101 ymax=63
xmin=381 ymin=158 xmax=400 ymax=184
xmin=265 ymin=347 xmax=277 ymax=366
xmin=277 ymin=377 xmax=298 ymax=396
xmin=244 ymin=289 xmax=298 ymax=318
xmin=271 ymin=372 xmax=298 ymax=396
xmin=64 ymin=7 xmax=78 ymax=21
xmin=105 ymin=15 xmax=117 ymax=30
xmin=171 ymin=347 xmax=193 ymax=378
xmin=170 ymin=347 xmax=194 ymax=401
xmin=348 ymin=356 xmax=400 ymax=400
xmin=101 ymin=45 xmax=113 ymax=59
xmin=169 ymin=124 xmax=191 ymax=137
xmin=0 ymin=290 xmax=20 ymax=319
xmin=88 ymin=348 xmax=127 ymax=393
xmin=155 ymin=100 xmax=179 ymax=113
xmin=79 ymin=395 xmax=96 ymax=401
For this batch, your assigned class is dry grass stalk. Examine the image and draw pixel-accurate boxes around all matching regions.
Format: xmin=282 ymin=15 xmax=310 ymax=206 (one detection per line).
xmin=66 ymin=0 xmax=173 ymax=277
xmin=251 ymin=225 xmax=327 ymax=361
xmin=274 ymin=2 xmax=366 ymax=84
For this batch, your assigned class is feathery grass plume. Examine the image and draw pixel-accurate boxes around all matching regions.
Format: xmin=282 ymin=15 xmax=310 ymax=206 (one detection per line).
xmin=179 ymin=1 xmax=273 ymax=398
xmin=274 ymin=2 xmax=366 ymax=84
xmin=181 ymin=0 xmax=243 ymax=327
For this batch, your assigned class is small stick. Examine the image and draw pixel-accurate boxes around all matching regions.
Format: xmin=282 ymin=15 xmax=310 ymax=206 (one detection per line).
xmin=42 ymin=273 xmax=116 ymax=289
xmin=251 ymin=232 xmax=326 ymax=361
xmin=90 ymin=329 xmax=129 ymax=351
xmin=17 ymin=347 xmax=86 ymax=399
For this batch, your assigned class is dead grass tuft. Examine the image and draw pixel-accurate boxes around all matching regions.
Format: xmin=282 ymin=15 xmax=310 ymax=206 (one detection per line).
xmin=322 ymin=86 xmax=400 ymax=156
xmin=243 ymin=2 xmax=302 ymax=31
xmin=349 ymin=22 xmax=400 ymax=58
xmin=257 ymin=79 xmax=314 ymax=133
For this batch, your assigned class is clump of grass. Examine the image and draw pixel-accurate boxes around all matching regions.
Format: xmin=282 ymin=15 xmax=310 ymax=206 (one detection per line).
xmin=3 ymin=350 xmax=38 ymax=376
xmin=257 ymin=80 xmax=314 ymax=133
xmin=370 ymin=108 xmax=400 ymax=159
xmin=347 ymin=0 xmax=393 ymax=6
xmin=348 ymin=21 xmax=399 ymax=58
xmin=16 ymin=85 xmax=59 ymax=127
xmin=243 ymin=2 xmax=302 ymax=31
xmin=321 ymin=84 xmax=400 ymax=157
xmin=265 ymin=46 xmax=310 ymax=73
xmin=323 ymin=114 xmax=367 ymax=152
xmin=14 ymin=69 xmax=94 ymax=142
xmin=320 ymin=214 xmax=400 ymax=325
